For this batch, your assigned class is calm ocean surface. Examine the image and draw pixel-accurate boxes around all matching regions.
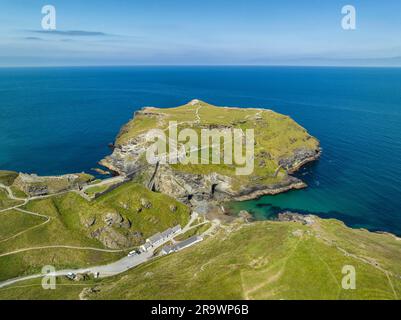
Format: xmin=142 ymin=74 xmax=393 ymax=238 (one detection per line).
xmin=1 ymin=66 xmax=401 ymax=234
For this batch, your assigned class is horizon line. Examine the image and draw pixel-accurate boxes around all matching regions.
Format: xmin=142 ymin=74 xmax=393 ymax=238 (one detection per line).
xmin=1 ymin=64 xmax=401 ymax=69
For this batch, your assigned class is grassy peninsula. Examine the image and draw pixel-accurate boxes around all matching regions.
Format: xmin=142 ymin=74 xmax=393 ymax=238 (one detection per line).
xmin=0 ymin=100 xmax=400 ymax=300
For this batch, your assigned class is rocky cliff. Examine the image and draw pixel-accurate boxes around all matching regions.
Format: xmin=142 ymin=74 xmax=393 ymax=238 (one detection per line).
xmin=12 ymin=172 xmax=94 ymax=196
xmin=101 ymin=100 xmax=321 ymax=208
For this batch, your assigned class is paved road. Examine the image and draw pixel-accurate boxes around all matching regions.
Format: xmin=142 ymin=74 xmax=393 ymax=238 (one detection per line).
xmin=0 ymin=170 xmax=211 ymax=290
xmin=0 ymin=105 xmax=220 ymax=290
xmin=0 ymin=212 xmax=200 ymax=288
xmin=0 ymin=250 xmax=154 ymax=289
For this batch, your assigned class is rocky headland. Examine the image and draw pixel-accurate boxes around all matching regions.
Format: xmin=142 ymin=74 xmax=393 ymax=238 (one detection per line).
xmin=100 ymin=100 xmax=321 ymax=210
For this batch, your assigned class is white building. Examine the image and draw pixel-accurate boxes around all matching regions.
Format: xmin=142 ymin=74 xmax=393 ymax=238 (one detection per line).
xmin=140 ymin=242 xmax=152 ymax=252
xmin=140 ymin=225 xmax=182 ymax=252
xmin=161 ymin=236 xmax=203 ymax=255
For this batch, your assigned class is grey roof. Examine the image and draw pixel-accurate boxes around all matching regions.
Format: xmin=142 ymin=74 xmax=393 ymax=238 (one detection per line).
xmin=160 ymin=236 xmax=202 ymax=255
xmin=160 ymin=230 xmax=171 ymax=239
xmin=141 ymin=242 xmax=152 ymax=250
xmin=161 ymin=245 xmax=173 ymax=253
xmin=147 ymin=225 xmax=182 ymax=245
xmin=171 ymin=225 xmax=182 ymax=233
xmin=174 ymin=236 xmax=202 ymax=250
xmin=160 ymin=225 xmax=182 ymax=239
xmin=147 ymin=232 xmax=163 ymax=244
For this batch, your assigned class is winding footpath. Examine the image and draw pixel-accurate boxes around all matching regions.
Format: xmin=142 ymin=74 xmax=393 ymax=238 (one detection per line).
xmin=0 ymin=103 xmax=216 ymax=289
xmin=0 ymin=182 xmax=213 ymax=289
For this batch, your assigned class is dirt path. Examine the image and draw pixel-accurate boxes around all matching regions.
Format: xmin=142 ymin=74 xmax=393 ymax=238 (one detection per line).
xmin=0 ymin=211 xmax=202 ymax=288
xmin=0 ymin=208 xmax=50 ymax=244
xmin=0 ymin=245 xmax=126 ymax=258
xmin=0 ymin=184 xmax=128 ymax=255
xmin=0 ymin=183 xmax=26 ymax=201
xmin=195 ymin=105 xmax=202 ymax=123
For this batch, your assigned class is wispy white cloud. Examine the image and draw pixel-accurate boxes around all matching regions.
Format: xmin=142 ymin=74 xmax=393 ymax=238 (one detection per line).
xmin=29 ymin=30 xmax=110 ymax=37
xmin=23 ymin=36 xmax=44 ymax=41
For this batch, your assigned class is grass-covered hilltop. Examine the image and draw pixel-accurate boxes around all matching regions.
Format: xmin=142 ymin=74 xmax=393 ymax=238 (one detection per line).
xmin=0 ymin=171 xmax=189 ymax=282
xmin=100 ymin=100 xmax=321 ymax=208
xmin=1 ymin=214 xmax=401 ymax=300
xmin=1 ymin=100 xmax=400 ymax=300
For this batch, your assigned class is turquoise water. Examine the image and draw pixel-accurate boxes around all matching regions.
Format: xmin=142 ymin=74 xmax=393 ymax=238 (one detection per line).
xmin=1 ymin=66 xmax=401 ymax=234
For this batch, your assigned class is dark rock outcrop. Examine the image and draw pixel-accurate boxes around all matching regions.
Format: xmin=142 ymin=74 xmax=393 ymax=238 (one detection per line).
xmin=277 ymin=212 xmax=315 ymax=225
xmin=278 ymin=147 xmax=321 ymax=173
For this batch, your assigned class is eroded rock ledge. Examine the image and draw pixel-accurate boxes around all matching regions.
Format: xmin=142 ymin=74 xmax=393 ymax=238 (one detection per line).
xmin=100 ymin=100 xmax=321 ymax=206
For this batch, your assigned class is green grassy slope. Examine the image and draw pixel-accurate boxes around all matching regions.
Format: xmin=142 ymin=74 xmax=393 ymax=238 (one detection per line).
xmin=2 ymin=217 xmax=400 ymax=300
xmin=0 ymin=182 xmax=190 ymax=281
xmin=88 ymin=218 xmax=401 ymax=300
xmin=83 ymin=182 xmax=190 ymax=239
xmin=0 ymin=189 xmax=23 ymax=210
xmin=0 ymin=171 xmax=18 ymax=186
xmin=110 ymin=100 xmax=320 ymax=192
xmin=0 ymin=210 xmax=45 ymax=241
xmin=0 ymin=202 xmax=124 ymax=281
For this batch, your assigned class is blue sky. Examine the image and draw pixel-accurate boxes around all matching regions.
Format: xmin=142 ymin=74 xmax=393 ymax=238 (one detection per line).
xmin=1 ymin=0 xmax=400 ymax=66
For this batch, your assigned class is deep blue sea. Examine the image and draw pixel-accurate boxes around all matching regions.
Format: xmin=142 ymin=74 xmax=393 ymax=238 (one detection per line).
xmin=1 ymin=66 xmax=401 ymax=235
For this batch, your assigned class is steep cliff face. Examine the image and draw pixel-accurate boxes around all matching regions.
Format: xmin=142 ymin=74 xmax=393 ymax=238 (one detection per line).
xmin=149 ymin=164 xmax=307 ymax=204
xmin=100 ymin=100 xmax=321 ymax=204
xmin=278 ymin=147 xmax=322 ymax=173
xmin=151 ymin=165 xmax=233 ymax=203
xmin=12 ymin=172 xmax=94 ymax=196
